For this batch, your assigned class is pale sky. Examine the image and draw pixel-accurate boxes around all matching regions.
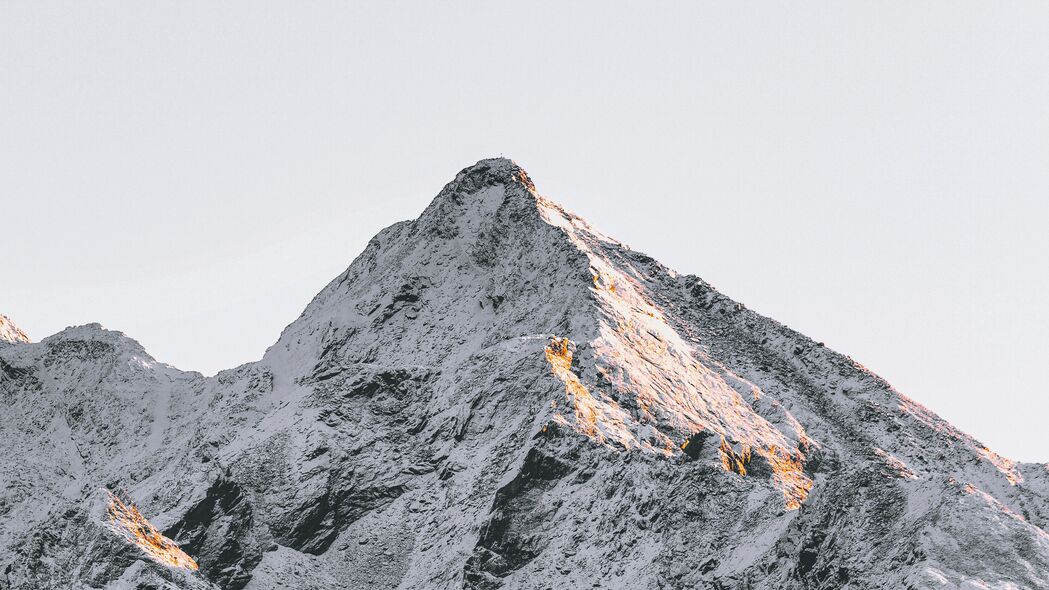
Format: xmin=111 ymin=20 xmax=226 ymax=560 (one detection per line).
xmin=2 ymin=2 xmax=1047 ymax=461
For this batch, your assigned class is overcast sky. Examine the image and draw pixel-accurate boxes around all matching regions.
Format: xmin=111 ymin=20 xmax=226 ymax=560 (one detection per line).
xmin=2 ymin=2 xmax=1047 ymax=461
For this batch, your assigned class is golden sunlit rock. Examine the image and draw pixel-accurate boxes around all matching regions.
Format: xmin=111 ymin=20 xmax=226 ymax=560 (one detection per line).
xmin=103 ymin=490 xmax=198 ymax=572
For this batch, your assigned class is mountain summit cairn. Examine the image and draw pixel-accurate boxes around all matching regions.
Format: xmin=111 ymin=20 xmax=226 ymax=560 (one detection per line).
xmin=1 ymin=159 xmax=1048 ymax=589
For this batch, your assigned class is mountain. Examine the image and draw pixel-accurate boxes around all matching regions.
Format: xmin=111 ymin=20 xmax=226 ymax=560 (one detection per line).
xmin=2 ymin=158 xmax=1047 ymax=590
xmin=0 ymin=315 xmax=29 ymax=345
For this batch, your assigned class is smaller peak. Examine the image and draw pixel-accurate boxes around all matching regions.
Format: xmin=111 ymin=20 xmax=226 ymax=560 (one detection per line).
xmin=42 ymin=323 xmax=158 ymax=364
xmin=0 ymin=314 xmax=30 ymax=344
xmin=45 ymin=323 xmax=139 ymax=349
xmin=49 ymin=322 xmax=117 ymax=340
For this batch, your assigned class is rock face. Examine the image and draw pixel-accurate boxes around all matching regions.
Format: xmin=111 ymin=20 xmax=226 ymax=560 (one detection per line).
xmin=2 ymin=158 xmax=1048 ymax=589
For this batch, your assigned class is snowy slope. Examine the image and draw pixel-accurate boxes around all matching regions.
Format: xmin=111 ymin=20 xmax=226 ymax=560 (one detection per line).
xmin=2 ymin=158 xmax=1047 ymax=589
xmin=0 ymin=314 xmax=29 ymax=345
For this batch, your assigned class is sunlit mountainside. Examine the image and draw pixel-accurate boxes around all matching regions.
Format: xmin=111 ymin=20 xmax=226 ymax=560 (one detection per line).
xmin=2 ymin=159 xmax=1048 ymax=589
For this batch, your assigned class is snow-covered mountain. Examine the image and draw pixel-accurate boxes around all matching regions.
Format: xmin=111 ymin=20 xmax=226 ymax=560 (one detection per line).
xmin=2 ymin=158 xmax=1047 ymax=589
xmin=0 ymin=315 xmax=29 ymax=345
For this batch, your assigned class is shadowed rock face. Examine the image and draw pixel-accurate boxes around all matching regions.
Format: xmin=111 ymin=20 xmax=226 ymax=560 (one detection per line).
xmin=463 ymin=447 xmax=573 ymax=587
xmin=163 ymin=478 xmax=261 ymax=589
xmin=1 ymin=158 xmax=1048 ymax=589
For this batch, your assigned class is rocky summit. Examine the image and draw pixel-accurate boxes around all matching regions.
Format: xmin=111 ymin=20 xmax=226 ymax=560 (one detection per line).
xmin=1 ymin=158 xmax=1047 ymax=589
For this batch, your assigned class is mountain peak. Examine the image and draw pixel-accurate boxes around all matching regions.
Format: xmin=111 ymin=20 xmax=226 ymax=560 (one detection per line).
xmin=4 ymin=158 xmax=1049 ymax=589
xmin=459 ymin=156 xmax=522 ymax=176
xmin=447 ymin=156 xmax=536 ymax=194
xmin=0 ymin=314 xmax=30 ymax=344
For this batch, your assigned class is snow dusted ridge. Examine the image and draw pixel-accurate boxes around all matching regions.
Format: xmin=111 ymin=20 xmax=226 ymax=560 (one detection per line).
xmin=2 ymin=158 xmax=1048 ymax=589
xmin=0 ymin=314 xmax=29 ymax=345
